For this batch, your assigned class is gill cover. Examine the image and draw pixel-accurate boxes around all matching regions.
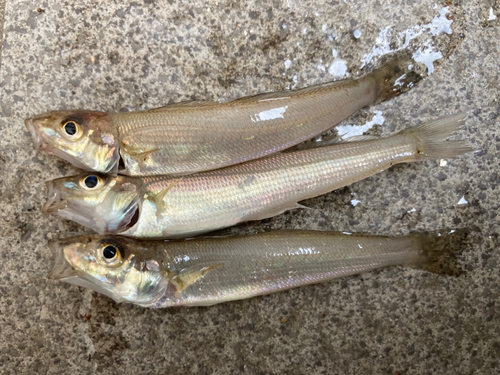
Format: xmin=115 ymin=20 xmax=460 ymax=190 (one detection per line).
xmin=43 ymin=174 xmax=141 ymax=234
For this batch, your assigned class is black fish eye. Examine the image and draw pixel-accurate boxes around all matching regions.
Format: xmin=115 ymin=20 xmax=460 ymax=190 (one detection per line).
xmin=63 ymin=121 xmax=78 ymax=136
xmin=103 ymin=245 xmax=118 ymax=259
xmin=84 ymin=175 xmax=99 ymax=188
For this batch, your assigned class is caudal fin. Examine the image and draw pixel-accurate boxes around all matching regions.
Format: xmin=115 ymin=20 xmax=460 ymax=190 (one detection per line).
xmin=368 ymin=52 xmax=423 ymax=103
xmin=402 ymin=113 xmax=473 ymax=160
xmin=408 ymin=230 xmax=470 ymax=276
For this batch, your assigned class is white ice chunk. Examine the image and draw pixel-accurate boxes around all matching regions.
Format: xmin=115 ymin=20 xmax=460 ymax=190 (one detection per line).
xmin=429 ymin=7 xmax=453 ymax=35
xmin=457 ymin=196 xmax=468 ymax=205
xmin=488 ymin=8 xmax=497 ymax=21
xmin=413 ymin=46 xmax=442 ymax=74
xmin=337 ymin=110 xmax=385 ymax=139
xmin=328 ymin=59 xmax=348 ymax=78
xmin=361 ymin=7 xmax=453 ymax=67
xmin=253 ymin=106 xmax=289 ymax=122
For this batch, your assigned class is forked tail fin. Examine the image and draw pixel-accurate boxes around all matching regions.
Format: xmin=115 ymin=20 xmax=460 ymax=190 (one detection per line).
xmin=368 ymin=52 xmax=423 ymax=103
xmin=408 ymin=230 xmax=470 ymax=276
xmin=401 ymin=113 xmax=473 ymax=160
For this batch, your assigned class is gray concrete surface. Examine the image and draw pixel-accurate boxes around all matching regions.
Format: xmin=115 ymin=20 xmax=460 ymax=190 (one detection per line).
xmin=0 ymin=0 xmax=499 ymax=374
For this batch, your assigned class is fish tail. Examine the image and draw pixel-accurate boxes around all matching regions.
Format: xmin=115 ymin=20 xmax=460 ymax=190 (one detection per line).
xmin=402 ymin=113 xmax=473 ymax=160
xmin=368 ymin=52 xmax=423 ymax=103
xmin=407 ymin=230 xmax=470 ymax=276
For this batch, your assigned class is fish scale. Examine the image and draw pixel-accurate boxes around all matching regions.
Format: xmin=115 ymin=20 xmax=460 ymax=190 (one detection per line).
xmin=27 ymin=56 xmax=421 ymax=176
xmin=44 ymin=114 xmax=470 ymax=239
xmin=123 ymin=136 xmax=419 ymax=238
xmin=49 ymin=230 xmax=465 ymax=308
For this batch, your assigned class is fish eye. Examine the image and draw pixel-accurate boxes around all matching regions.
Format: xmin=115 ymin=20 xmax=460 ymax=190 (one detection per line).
xmin=103 ymin=245 xmax=118 ymax=260
xmin=60 ymin=121 xmax=82 ymax=140
xmin=80 ymin=175 xmax=104 ymax=190
xmin=98 ymin=243 xmax=122 ymax=266
xmin=64 ymin=121 xmax=77 ymax=135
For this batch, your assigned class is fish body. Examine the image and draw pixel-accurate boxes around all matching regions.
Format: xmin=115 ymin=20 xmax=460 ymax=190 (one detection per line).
xmin=48 ymin=230 xmax=465 ymax=307
xmin=44 ymin=114 xmax=470 ymax=239
xmin=26 ymin=56 xmax=421 ymax=176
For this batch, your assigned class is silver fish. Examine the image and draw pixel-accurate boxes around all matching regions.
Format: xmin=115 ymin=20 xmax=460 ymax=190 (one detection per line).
xmin=25 ymin=56 xmax=420 ymax=176
xmin=43 ymin=114 xmax=471 ymax=238
xmin=48 ymin=230 xmax=466 ymax=307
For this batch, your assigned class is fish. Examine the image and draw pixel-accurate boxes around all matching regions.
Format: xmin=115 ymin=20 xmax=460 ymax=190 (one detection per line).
xmin=43 ymin=114 xmax=471 ymax=239
xmin=25 ymin=55 xmax=421 ymax=176
xmin=47 ymin=230 xmax=467 ymax=307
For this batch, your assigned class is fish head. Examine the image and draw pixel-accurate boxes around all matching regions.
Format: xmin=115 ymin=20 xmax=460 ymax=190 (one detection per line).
xmin=49 ymin=236 xmax=166 ymax=305
xmin=43 ymin=173 xmax=141 ymax=234
xmin=25 ymin=110 xmax=120 ymax=174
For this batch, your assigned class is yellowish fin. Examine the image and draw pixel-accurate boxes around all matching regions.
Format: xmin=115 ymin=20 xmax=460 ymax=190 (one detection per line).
xmin=152 ymin=181 xmax=180 ymax=215
xmin=128 ymin=148 xmax=162 ymax=168
xmin=171 ymin=263 xmax=225 ymax=292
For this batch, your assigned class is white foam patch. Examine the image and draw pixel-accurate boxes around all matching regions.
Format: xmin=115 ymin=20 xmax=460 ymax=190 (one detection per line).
xmin=284 ymin=59 xmax=292 ymax=70
xmin=353 ymin=29 xmax=362 ymax=39
xmin=317 ymin=63 xmax=326 ymax=72
xmin=361 ymin=6 xmax=453 ymax=72
xmin=337 ymin=110 xmax=385 ymax=139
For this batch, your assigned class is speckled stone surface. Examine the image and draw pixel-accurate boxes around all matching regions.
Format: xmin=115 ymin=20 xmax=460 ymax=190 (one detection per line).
xmin=0 ymin=1 xmax=499 ymax=374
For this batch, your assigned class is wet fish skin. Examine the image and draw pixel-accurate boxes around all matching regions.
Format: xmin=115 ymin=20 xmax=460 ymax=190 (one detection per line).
xmin=26 ymin=56 xmax=421 ymax=176
xmin=43 ymin=114 xmax=471 ymax=239
xmin=48 ymin=230 xmax=466 ymax=307
xmin=25 ymin=111 xmax=119 ymax=173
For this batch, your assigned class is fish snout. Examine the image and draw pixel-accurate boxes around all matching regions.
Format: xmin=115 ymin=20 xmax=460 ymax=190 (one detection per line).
xmin=24 ymin=117 xmax=45 ymax=150
xmin=47 ymin=239 xmax=77 ymax=280
xmin=43 ymin=180 xmax=67 ymax=214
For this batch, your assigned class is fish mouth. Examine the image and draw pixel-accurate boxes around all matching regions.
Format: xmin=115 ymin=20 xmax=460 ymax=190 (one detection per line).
xmin=24 ymin=117 xmax=45 ymax=150
xmin=43 ymin=180 xmax=68 ymax=214
xmin=47 ymin=239 xmax=79 ymax=280
xmin=47 ymin=238 xmax=126 ymax=303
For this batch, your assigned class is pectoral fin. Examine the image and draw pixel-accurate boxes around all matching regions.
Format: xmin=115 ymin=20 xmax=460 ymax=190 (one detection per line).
xmin=171 ymin=263 xmax=224 ymax=292
xmin=127 ymin=148 xmax=162 ymax=168
xmin=152 ymin=181 xmax=180 ymax=214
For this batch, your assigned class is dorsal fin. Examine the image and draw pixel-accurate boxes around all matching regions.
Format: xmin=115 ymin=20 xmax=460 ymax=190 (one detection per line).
xmin=228 ymin=80 xmax=358 ymax=105
xmin=148 ymin=101 xmax=220 ymax=112
xmin=148 ymin=80 xmax=357 ymax=111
